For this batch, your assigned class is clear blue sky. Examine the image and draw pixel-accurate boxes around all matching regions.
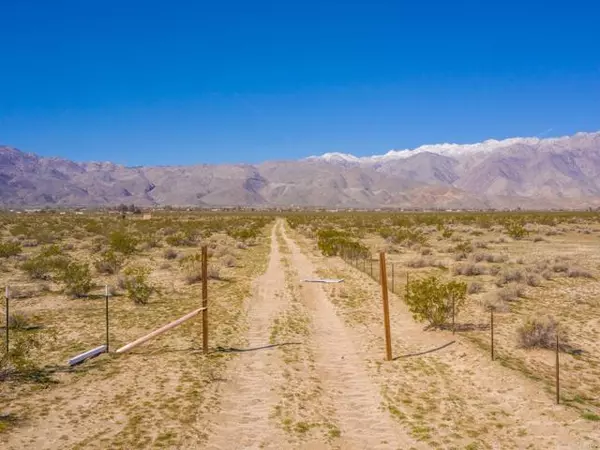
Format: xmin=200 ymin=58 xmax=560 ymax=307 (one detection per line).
xmin=1 ymin=0 xmax=599 ymax=166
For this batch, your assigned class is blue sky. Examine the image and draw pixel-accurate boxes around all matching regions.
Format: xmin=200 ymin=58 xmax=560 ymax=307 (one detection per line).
xmin=1 ymin=0 xmax=599 ymax=166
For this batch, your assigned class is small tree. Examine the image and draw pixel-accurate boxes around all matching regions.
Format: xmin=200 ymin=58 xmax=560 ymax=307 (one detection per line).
xmin=406 ymin=276 xmax=467 ymax=329
xmin=60 ymin=262 xmax=94 ymax=298
xmin=123 ymin=266 xmax=154 ymax=304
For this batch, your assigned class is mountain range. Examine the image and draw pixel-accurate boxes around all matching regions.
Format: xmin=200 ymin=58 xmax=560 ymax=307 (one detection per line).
xmin=2 ymin=131 xmax=600 ymax=209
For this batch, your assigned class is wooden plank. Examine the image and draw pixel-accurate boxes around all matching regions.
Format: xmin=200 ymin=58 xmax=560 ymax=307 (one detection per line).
xmin=116 ymin=307 xmax=206 ymax=354
xmin=68 ymin=345 xmax=107 ymax=366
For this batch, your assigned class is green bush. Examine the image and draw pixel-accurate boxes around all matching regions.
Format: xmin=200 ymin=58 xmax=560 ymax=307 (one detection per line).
xmin=21 ymin=246 xmax=70 ymax=280
xmin=123 ymin=266 xmax=154 ymax=304
xmin=406 ymin=276 xmax=467 ymax=329
xmin=109 ymin=230 xmax=138 ymax=255
xmin=505 ymin=222 xmax=529 ymax=240
xmin=94 ymin=249 xmax=124 ymax=274
xmin=0 ymin=241 xmax=22 ymax=258
xmin=60 ymin=262 xmax=94 ymax=298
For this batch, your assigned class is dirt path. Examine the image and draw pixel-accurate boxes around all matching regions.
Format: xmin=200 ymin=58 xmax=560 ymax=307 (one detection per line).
xmin=280 ymin=225 xmax=417 ymax=449
xmin=205 ymin=222 xmax=290 ymax=450
xmin=291 ymin=230 xmax=600 ymax=449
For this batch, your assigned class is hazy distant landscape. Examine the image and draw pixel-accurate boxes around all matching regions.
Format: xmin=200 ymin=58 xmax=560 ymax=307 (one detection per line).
xmin=2 ymin=131 xmax=600 ymax=210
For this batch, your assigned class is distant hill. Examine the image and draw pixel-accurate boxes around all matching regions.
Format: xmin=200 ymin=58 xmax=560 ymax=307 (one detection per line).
xmin=2 ymin=131 xmax=600 ymax=209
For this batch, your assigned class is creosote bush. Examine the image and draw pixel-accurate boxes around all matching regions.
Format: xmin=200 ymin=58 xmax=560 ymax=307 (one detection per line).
xmin=505 ymin=221 xmax=529 ymax=240
xmin=0 ymin=241 xmax=22 ymax=258
xmin=109 ymin=230 xmax=138 ymax=255
xmin=405 ymin=276 xmax=467 ymax=329
xmin=122 ymin=266 xmax=154 ymax=304
xmin=60 ymin=262 xmax=94 ymax=298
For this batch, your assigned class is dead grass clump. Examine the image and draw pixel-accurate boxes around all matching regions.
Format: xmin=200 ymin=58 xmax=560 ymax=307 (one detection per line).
xmin=453 ymin=263 xmax=488 ymax=276
xmin=497 ymin=283 xmax=525 ymax=302
xmin=21 ymin=239 xmax=39 ymax=248
xmin=163 ymin=248 xmax=179 ymax=260
xmin=479 ymin=295 xmax=510 ymax=312
xmin=545 ymin=230 xmax=561 ymax=236
xmin=552 ymin=261 xmax=569 ymax=273
xmin=406 ymin=257 xmax=429 ymax=268
xmin=213 ymin=245 xmax=232 ymax=258
xmin=420 ymin=247 xmax=432 ymax=256
xmin=525 ymin=273 xmax=543 ymax=287
xmin=496 ymin=268 xmax=525 ymax=286
xmin=208 ymin=264 xmax=222 ymax=280
xmin=517 ymin=316 xmax=560 ymax=349
xmin=473 ymin=241 xmax=490 ymax=249
xmin=220 ymin=255 xmax=237 ymax=267
xmin=541 ymin=270 xmax=554 ymax=280
xmin=7 ymin=312 xmax=31 ymax=330
xmin=468 ymin=281 xmax=484 ymax=294
xmin=470 ymin=252 xmax=507 ymax=263
xmin=533 ymin=236 xmax=546 ymax=243
xmin=567 ymin=267 xmax=594 ymax=279
xmin=236 ymin=241 xmax=248 ymax=250
xmin=185 ymin=271 xmax=202 ymax=284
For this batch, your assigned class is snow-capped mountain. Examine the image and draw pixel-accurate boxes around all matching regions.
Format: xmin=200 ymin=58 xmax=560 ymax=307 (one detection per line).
xmin=2 ymin=131 xmax=600 ymax=209
xmin=307 ymin=132 xmax=598 ymax=164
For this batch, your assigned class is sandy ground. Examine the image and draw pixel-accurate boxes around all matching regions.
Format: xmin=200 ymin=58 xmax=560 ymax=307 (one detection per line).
xmin=4 ymin=219 xmax=600 ymax=449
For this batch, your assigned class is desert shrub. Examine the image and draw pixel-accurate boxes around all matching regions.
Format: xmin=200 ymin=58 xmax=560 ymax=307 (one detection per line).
xmin=109 ymin=230 xmax=138 ymax=255
xmin=525 ymin=273 xmax=543 ymax=287
xmin=21 ymin=247 xmax=70 ymax=280
xmin=0 ymin=330 xmax=44 ymax=378
xmin=163 ymin=248 xmax=179 ymax=260
xmin=406 ymin=257 xmax=429 ymax=268
xmin=7 ymin=312 xmax=31 ymax=330
xmin=567 ymin=267 xmax=594 ymax=278
xmin=533 ymin=236 xmax=546 ymax=243
xmin=552 ymin=261 xmax=569 ymax=273
xmin=0 ymin=241 xmax=22 ymax=258
xmin=541 ymin=270 xmax=554 ymax=280
xmin=496 ymin=268 xmax=525 ymax=286
xmin=468 ymin=281 xmax=484 ymax=294
xmin=122 ymin=266 xmax=154 ymax=304
xmin=21 ymin=239 xmax=39 ymax=248
xmin=470 ymin=252 xmax=507 ymax=263
xmin=453 ymin=263 xmax=488 ymax=276
xmin=221 ymin=255 xmax=237 ymax=267
xmin=441 ymin=228 xmax=454 ymax=239
xmin=496 ymin=283 xmax=525 ymax=302
xmin=405 ymin=276 xmax=467 ymax=329
xmin=208 ymin=264 xmax=222 ymax=280
xmin=505 ymin=222 xmax=529 ymax=240
xmin=473 ymin=241 xmax=489 ymax=249
xmin=165 ymin=232 xmax=195 ymax=247
xmin=453 ymin=241 xmax=473 ymax=259
xmin=94 ymin=249 xmax=124 ymax=275
xmin=60 ymin=262 xmax=94 ymax=298
xmin=517 ymin=316 xmax=560 ymax=349
xmin=420 ymin=247 xmax=432 ymax=256
xmin=317 ymin=229 xmax=369 ymax=258
xmin=236 ymin=241 xmax=248 ymax=250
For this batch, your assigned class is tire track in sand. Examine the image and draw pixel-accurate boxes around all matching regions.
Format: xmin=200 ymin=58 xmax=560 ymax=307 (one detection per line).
xmin=280 ymin=225 xmax=418 ymax=450
xmin=205 ymin=222 xmax=290 ymax=450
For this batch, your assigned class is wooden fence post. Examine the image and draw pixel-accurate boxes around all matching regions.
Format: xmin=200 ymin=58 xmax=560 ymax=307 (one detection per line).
xmin=379 ymin=252 xmax=393 ymax=361
xmin=490 ymin=307 xmax=495 ymax=361
xmin=105 ymin=285 xmax=110 ymax=352
xmin=556 ymin=330 xmax=560 ymax=404
xmin=202 ymin=245 xmax=208 ymax=354
xmin=4 ymin=286 xmax=8 ymax=354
